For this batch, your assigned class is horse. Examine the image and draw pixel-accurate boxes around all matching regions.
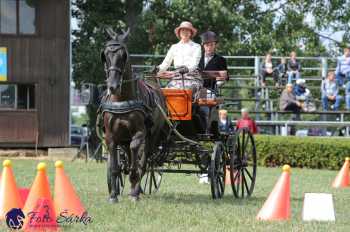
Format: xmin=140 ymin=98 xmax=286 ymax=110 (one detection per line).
xmin=100 ymin=28 xmax=167 ymax=202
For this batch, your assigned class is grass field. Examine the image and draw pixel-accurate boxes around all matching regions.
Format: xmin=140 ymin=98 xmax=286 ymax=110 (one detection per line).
xmin=0 ymin=159 xmax=349 ymax=232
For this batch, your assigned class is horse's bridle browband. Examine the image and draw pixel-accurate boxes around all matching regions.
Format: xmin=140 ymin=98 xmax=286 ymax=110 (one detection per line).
xmin=103 ymin=41 xmax=139 ymax=85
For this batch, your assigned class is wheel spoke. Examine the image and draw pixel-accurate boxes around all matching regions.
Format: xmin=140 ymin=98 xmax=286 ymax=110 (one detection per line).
xmin=143 ymin=170 xmax=149 ymax=192
xmin=152 ymin=171 xmax=157 ymax=190
xmin=244 ymin=167 xmax=253 ymax=182
xmin=241 ymin=170 xmax=244 ymax=197
xmin=148 ymin=171 xmax=153 ymax=194
xmin=243 ymin=171 xmax=250 ymax=195
xmin=235 ymin=171 xmax=240 ymax=194
xmin=243 ymin=131 xmax=250 ymax=157
xmin=241 ymin=129 xmax=246 ymax=157
xmin=218 ymin=177 xmax=224 ymax=194
xmin=233 ymin=170 xmax=240 ymax=181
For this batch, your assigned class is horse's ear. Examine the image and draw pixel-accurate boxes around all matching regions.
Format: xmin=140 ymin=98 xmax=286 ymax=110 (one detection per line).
xmin=118 ymin=28 xmax=130 ymax=42
xmin=100 ymin=49 xmax=106 ymax=63
xmin=105 ymin=26 xmax=118 ymax=40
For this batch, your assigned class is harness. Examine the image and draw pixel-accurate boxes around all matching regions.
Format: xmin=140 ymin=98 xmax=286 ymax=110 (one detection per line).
xmin=101 ymin=99 xmax=147 ymax=116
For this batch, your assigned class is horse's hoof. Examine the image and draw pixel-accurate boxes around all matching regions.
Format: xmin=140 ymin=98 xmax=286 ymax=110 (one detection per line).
xmin=108 ymin=197 xmax=118 ymax=203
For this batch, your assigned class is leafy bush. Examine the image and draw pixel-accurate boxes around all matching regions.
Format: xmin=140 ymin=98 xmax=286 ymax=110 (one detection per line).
xmin=255 ymin=135 xmax=350 ymax=170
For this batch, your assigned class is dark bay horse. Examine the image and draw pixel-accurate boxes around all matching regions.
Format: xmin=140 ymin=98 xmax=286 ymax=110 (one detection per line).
xmin=100 ymin=28 xmax=167 ymax=202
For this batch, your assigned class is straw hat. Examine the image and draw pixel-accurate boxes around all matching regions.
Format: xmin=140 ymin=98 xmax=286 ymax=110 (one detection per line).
xmin=174 ymin=21 xmax=197 ymax=39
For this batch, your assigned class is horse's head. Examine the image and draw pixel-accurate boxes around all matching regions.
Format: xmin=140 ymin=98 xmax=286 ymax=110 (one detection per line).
xmin=101 ymin=27 xmax=130 ymax=94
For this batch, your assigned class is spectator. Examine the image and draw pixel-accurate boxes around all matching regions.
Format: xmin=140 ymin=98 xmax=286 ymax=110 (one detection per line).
xmin=294 ymin=79 xmax=316 ymax=112
xmin=259 ymin=53 xmax=277 ymax=87
xmin=287 ymin=51 xmax=302 ymax=83
xmin=279 ymin=83 xmax=303 ymax=119
xmin=346 ymin=81 xmax=350 ymax=110
xmin=218 ymin=109 xmax=234 ymax=133
xmin=276 ymin=57 xmax=288 ymax=87
xmin=236 ymin=108 xmax=258 ymax=134
xmin=335 ymin=46 xmax=350 ymax=87
xmin=321 ymin=72 xmax=342 ymax=111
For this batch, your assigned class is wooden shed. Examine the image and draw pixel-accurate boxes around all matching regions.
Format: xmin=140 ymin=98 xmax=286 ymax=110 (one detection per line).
xmin=0 ymin=0 xmax=70 ymax=147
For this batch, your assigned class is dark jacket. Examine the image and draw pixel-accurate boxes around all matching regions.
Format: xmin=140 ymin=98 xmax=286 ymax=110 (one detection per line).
xmin=293 ymin=84 xmax=306 ymax=96
xmin=277 ymin=63 xmax=288 ymax=74
xmin=287 ymin=59 xmax=301 ymax=72
xmin=218 ymin=118 xmax=234 ymax=134
xmin=198 ymin=54 xmax=228 ymax=90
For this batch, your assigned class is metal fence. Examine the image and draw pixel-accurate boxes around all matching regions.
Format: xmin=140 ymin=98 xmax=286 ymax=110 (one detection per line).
xmin=130 ymin=54 xmax=338 ymax=78
xmin=129 ymin=54 xmax=349 ymax=136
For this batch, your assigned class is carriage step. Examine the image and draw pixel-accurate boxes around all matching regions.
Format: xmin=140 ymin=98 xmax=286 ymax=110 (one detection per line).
xmin=156 ymin=169 xmax=203 ymax=174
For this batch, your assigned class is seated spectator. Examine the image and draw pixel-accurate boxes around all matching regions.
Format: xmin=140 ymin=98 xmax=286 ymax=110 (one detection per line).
xmin=321 ymin=72 xmax=342 ymax=111
xmin=294 ymin=79 xmax=316 ymax=112
xmin=346 ymin=81 xmax=350 ymax=110
xmin=236 ymin=108 xmax=258 ymax=134
xmin=259 ymin=53 xmax=277 ymax=87
xmin=276 ymin=57 xmax=288 ymax=87
xmin=335 ymin=46 xmax=350 ymax=87
xmin=287 ymin=51 xmax=302 ymax=83
xmin=279 ymin=83 xmax=303 ymax=120
xmin=218 ymin=109 xmax=234 ymax=134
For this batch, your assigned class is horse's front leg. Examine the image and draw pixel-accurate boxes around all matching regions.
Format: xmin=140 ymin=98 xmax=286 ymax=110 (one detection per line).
xmin=129 ymin=131 xmax=145 ymax=201
xmin=107 ymin=142 xmax=119 ymax=203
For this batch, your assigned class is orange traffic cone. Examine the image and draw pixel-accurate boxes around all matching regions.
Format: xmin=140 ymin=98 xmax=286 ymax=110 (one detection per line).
xmin=23 ymin=198 xmax=58 ymax=231
xmin=19 ymin=188 xmax=30 ymax=204
xmin=225 ymin=166 xmax=231 ymax=185
xmin=23 ymin=162 xmax=54 ymax=216
xmin=256 ymin=165 xmax=291 ymax=220
xmin=54 ymin=161 xmax=86 ymax=217
xmin=332 ymin=157 xmax=350 ymax=188
xmin=0 ymin=160 xmax=24 ymax=220
xmin=225 ymin=166 xmax=241 ymax=185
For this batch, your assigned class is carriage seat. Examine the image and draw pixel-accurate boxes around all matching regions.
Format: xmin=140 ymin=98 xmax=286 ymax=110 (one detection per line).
xmin=161 ymin=88 xmax=192 ymax=120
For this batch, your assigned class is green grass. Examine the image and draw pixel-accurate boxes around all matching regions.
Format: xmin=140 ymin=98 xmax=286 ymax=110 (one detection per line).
xmin=1 ymin=159 xmax=350 ymax=232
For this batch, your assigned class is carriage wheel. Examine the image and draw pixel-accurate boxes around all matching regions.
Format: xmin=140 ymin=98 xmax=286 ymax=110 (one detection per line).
xmin=209 ymin=141 xmax=226 ymax=199
xmin=107 ymin=147 xmax=125 ymax=196
xmin=141 ymin=163 xmax=163 ymax=195
xmin=229 ymin=128 xmax=257 ymax=198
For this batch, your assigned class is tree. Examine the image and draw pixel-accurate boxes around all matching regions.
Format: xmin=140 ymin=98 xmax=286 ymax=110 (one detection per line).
xmin=72 ymin=0 xmax=350 ymax=130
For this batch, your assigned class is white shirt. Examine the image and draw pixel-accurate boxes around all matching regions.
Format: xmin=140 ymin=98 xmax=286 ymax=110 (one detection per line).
xmin=204 ymin=55 xmax=214 ymax=67
xmin=158 ymin=40 xmax=202 ymax=72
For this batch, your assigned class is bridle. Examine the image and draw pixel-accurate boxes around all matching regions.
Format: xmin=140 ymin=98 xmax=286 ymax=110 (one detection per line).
xmin=102 ymin=40 xmax=130 ymax=94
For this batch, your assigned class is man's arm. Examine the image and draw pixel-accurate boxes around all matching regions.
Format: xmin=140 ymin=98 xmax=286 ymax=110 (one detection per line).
xmin=251 ymin=120 xmax=258 ymax=134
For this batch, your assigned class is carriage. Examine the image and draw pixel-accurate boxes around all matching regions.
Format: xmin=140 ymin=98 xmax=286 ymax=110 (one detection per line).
xmin=99 ymin=68 xmax=258 ymax=200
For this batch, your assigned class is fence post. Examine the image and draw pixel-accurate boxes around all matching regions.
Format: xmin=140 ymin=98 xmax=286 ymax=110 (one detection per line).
xmin=254 ymin=56 xmax=260 ymax=77
xmin=321 ymin=57 xmax=328 ymax=78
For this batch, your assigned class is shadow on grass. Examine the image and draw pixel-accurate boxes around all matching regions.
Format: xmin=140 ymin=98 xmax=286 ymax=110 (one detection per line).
xmin=145 ymin=192 xmax=272 ymax=206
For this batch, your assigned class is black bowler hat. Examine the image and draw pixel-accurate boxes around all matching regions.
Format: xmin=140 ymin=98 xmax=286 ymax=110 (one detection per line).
xmin=200 ymin=31 xmax=218 ymax=44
